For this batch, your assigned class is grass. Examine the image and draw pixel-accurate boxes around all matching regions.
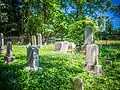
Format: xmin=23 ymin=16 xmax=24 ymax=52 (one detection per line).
xmin=95 ymin=40 xmax=120 ymax=44
xmin=0 ymin=44 xmax=120 ymax=90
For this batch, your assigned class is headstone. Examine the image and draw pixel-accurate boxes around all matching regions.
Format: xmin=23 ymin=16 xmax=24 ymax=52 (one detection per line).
xmin=26 ymin=45 xmax=42 ymax=71
xmin=85 ymin=44 xmax=102 ymax=76
xmin=83 ymin=26 xmax=94 ymax=49
xmin=60 ymin=41 xmax=69 ymax=52
xmin=37 ymin=34 xmax=43 ymax=48
xmin=106 ymin=60 xmax=112 ymax=65
xmin=4 ymin=41 xmax=15 ymax=63
xmin=73 ymin=77 xmax=84 ymax=90
xmin=0 ymin=33 xmax=6 ymax=54
xmin=31 ymin=35 xmax=36 ymax=46
xmin=55 ymin=42 xmax=62 ymax=51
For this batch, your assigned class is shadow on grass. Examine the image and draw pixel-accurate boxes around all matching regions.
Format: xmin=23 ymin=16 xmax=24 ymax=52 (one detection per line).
xmin=0 ymin=53 xmax=84 ymax=90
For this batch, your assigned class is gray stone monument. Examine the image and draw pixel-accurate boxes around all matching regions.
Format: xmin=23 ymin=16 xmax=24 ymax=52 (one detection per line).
xmin=55 ymin=42 xmax=62 ymax=51
xmin=4 ymin=41 xmax=15 ymax=63
xmin=26 ymin=45 xmax=42 ymax=71
xmin=85 ymin=44 xmax=102 ymax=76
xmin=73 ymin=77 xmax=84 ymax=90
xmin=31 ymin=35 xmax=36 ymax=46
xmin=83 ymin=26 xmax=94 ymax=49
xmin=37 ymin=34 xmax=43 ymax=48
xmin=0 ymin=33 xmax=6 ymax=54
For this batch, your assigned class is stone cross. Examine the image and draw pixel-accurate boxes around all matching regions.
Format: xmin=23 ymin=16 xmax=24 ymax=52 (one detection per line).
xmin=73 ymin=77 xmax=84 ymax=90
xmin=37 ymin=34 xmax=43 ymax=48
xmin=85 ymin=44 xmax=102 ymax=76
xmin=83 ymin=26 xmax=94 ymax=49
xmin=26 ymin=45 xmax=42 ymax=71
xmin=0 ymin=33 xmax=6 ymax=54
xmin=31 ymin=35 xmax=36 ymax=46
xmin=4 ymin=41 xmax=15 ymax=63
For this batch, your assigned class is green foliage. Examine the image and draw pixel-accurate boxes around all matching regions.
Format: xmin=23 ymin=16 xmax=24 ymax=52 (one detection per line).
xmin=0 ymin=44 xmax=120 ymax=89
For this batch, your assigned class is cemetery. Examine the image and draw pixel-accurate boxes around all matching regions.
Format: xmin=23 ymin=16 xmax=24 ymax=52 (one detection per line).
xmin=0 ymin=0 xmax=120 ymax=90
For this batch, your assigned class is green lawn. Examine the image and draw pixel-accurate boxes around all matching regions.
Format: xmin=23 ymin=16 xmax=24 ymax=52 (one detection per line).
xmin=0 ymin=44 xmax=120 ymax=90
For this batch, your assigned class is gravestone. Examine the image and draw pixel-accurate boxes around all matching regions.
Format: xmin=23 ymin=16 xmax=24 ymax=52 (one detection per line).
xmin=37 ymin=34 xmax=43 ymax=48
xmin=83 ymin=26 xmax=94 ymax=49
xmin=85 ymin=44 xmax=102 ymax=76
xmin=73 ymin=77 xmax=84 ymax=90
xmin=55 ymin=42 xmax=62 ymax=51
xmin=4 ymin=41 xmax=15 ymax=63
xmin=31 ymin=35 xmax=36 ymax=46
xmin=0 ymin=33 xmax=6 ymax=54
xmin=26 ymin=45 xmax=42 ymax=71
xmin=60 ymin=41 xmax=69 ymax=52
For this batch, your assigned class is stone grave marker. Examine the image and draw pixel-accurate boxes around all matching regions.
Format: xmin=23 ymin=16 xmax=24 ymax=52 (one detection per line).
xmin=73 ymin=77 xmax=84 ymax=90
xmin=0 ymin=33 xmax=6 ymax=54
xmin=85 ymin=44 xmax=102 ymax=76
xmin=26 ymin=45 xmax=42 ymax=71
xmin=31 ymin=35 xmax=36 ymax=46
xmin=83 ymin=26 xmax=94 ymax=49
xmin=4 ymin=41 xmax=15 ymax=63
xmin=60 ymin=41 xmax=69 ymax=52
xmin=37 ymin=34 xmax=43 ymax=48
xmin=55 ymin=42 xmax=63 ymax=51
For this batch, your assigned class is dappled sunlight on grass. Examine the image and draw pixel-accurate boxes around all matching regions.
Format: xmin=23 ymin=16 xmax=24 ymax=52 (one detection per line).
xmin=0 ymin=44 xmax=120 ymax=89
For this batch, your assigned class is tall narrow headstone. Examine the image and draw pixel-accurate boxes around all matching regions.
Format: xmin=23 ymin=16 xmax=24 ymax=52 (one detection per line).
xmin=83 ymin=26 xmax=94 ymax=49
xmin=26 ymin=45 xmax=42 ymax=71
xmin=4 ymin=41 xmax=15 ymax=63
xmin=37 ymin=34 xmax=43 ymax=48
xmin=0 ymin=33 xmax=6 ymax=54
xmin=85 ymin=44 xmax=102 ymax=76
xmin=31 ymin=35 xmax=36 ymax=46
xmin=73 ymin=77 xmax=84 ymax=90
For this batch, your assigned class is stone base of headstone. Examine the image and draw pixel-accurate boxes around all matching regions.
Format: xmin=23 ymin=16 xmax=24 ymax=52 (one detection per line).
xmin=72 ymin=77 xmax=84 ymax=90
xmin=4 ymin=55 xmax=15 ymax=63
xmin=25 ymin=66 xmax=43 ymax=71
xmin=85 ymin=64 xmax=102 ymax=76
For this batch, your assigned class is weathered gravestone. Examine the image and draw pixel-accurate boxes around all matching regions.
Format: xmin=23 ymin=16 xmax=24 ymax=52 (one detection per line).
xmin=4 ymin=41 xmax=15 ymax=63
xmin=73 ymin=77 xmax=84 ymax=90
xmin=0 ymin=33 xmax=6 ymax=54
xmin=85 ymin=44 xmax=102 ymax=76
xmin=82 ymin=26 xmax=94 ymax=49
xmin=60 ymin=41 xmax=69 ymax=52
xmin=37 ymin=34 xmax=43 ymax=48
xmin=31 ymin=35 xmax=36 ymax=46
xmin=26 ymin=45 xmax=42 ymax=71
xmin=55 ymin=42 xmax=63 ymax=51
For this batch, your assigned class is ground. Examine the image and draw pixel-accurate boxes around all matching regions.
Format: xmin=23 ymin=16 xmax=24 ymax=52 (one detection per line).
xmin=0 ymin=44 xmax=120 ymax=90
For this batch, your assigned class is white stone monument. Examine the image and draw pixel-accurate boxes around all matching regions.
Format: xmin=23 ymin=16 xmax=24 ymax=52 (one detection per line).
xmin=85 ymin=44 xmax=102 ymax=76
xmin=0 ymin=33 xmax=6 ymax=54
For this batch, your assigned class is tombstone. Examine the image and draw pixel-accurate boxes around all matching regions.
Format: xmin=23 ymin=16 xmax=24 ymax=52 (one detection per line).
xmin=37 ymin=34 xmax=43 ymax=48
xmin=105 ymin=60 xmax=112 ymax=65
xmin=31 ymin=35 xmax=36 ymax=46
xmin=4 ymin=41 xmax=15 ymax=63
xmin=82 ymin=26 xmax=94 ymax=49
xmin=26 ymin=45 xmax=42 ymax=71
xmin=60 ymin=41 xmax=69 ymax=52
xmin=85 ymin=44 xmax=102 ymax=76
xmin=0 ymin=33 xmax=6 ymax=54
xmin=55 ymin=42 xmax=63 ymax=51
xmin=73 ymin=77 xmax=84 ymax=90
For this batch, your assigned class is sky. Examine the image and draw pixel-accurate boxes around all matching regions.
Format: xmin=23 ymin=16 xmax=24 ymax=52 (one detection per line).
xmin=106 ymin=0 xmax=120 ymax=29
